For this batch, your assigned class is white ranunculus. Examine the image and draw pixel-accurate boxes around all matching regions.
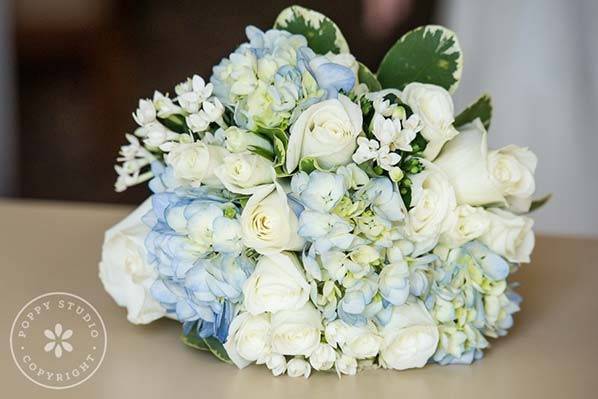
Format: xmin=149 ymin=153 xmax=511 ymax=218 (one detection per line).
xmin=243 ymin=252 xmax=310 ymax=315
xmin=240 ymin=183 xmax=305 ymax=254
xmin=99 ymin=199 xmax=166 ymax=324
xmin=215 ymin=152 xmax=275 ymax=194
xmin=286 ymin=357 xmax=312 ymax=378
xmin=327 ymin=320 xmax=382 ymax=360
xmin=224 ymin=312 xmax=271 ymax=369
xmin=335 ymin=354 xmax=357 ymax=375
xmin=488 ymin=145 xmax=537 ymax=212
xmin=270 ymin=304 xmax=322 ymax=356
xmin=479 ymin=208 xmax=535 ymax=263
xmin=401 ymin=82 xmax=458 ymax=160
xmin=286 ymin=94 xmax=362 ymax=172
xmin=309 ymin=343 xmax=337 ymax=371
xmin=434 ymin=119 xmax=506 ymax=206
xmin=440 ymin=204 xmax=490 ymax=248
xmin=379 ymin=301 xmax=439 ymax=370
xmin=404 ymin=160 xmax=457 ymax=256
xmin=165 ymin=141 xmax=227 ymax=187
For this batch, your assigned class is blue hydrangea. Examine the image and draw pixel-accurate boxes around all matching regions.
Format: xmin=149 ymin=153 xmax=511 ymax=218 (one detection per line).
xmin=143 ymin=189 xmax=254 ymax=342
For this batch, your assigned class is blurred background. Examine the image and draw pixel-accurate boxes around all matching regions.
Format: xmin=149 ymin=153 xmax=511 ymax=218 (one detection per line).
xmin=0 ymin=0 xmax=596 ymax=236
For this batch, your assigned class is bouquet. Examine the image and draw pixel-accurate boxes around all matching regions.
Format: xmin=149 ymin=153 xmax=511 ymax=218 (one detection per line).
xmin=99 ymin=5 xmax=548 ymax=377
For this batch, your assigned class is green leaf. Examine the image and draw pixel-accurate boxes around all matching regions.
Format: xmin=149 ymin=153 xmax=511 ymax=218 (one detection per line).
xmin=203 ymin=337 xmax=233 ymax=365
xmin=274 ymin=5 xmax=349 ymax=54
xmin=158 ymin=114 xmax=188 ymax=133
xmin=272 ymin=136 xmax=286 ymax=169
xmin=299 ymin=157 xmax=318 ymax=174
xmin=180 ymin=332 xmax=233 ymax=365
xmin=358 ymin=62 xmax=382 ymax=92
xmin=529 ymin=194 xmax=552 ymax=212
xmin=377 ymin=25 xmax=463 ymax=93
xmin=248 ymin=145 xmax=275 ymax=161
xmin=180 ymin=331 xmax=209 ymax=351
xmin=454 ymin=95 xmax=493 ymax=130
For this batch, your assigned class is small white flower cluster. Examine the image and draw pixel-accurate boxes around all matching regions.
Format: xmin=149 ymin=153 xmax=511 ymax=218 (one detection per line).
xmin=102 ymin=6 xmax=543 ymax=379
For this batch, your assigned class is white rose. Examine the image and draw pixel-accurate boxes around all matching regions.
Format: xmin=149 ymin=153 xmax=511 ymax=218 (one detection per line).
xmin=434 ymin=119 xmax=506 ymax=206
xmin=270 ymin=304 xmax=322 ymax=356
xmin=240 ymin=183 xmax=305 ymax=254
xmin=404 ymin=160 xmax=457 ymax=256
xmin=224 ymin=312 xmax=271 ymax=369
xmin=264 ymin=353 xmax=286 ymax=376
xmin=99 ymin=199 xmax=166 ymax=324
xmin=243 ymin=252 xmax=310 ymax=315
xmin=488 ymin=145 xmax=537 ymax=212
xmin=379 ymin=301 xmax=439 ymax=370
xmin=479 ymin=208 xmax=535 ymax=263
xmin=215 ymin=152 xmax=275 ymax=194
xmin=309 ymin=343 xmax=337 ymax=371
xmin=327 ymin=320 xmax=382 ymax=359
xmin=223 ymin=126 xmax=273 ymax=154
xmin=335 ymin=354 xmax=357 ymax=376
xmin=440 ymin=204 xmax=490 ymax=248
xmin=165 ymin=141 xmax=227 ymax=187
xmin=286 ymin=357 xmax=312 ymax=378
xmin=286 ymin=94 xmax=362 ymax=172
xmin=401 ymin=82 xmax=459 ymax=160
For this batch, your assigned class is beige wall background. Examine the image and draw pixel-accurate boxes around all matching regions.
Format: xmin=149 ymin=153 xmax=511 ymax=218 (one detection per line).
xmin=441 ymin=0 xmax=598 ymax=237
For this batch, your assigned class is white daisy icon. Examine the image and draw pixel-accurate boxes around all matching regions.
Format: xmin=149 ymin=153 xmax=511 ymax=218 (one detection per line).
xmin=43 ymin=323 xmax=74 ymax=358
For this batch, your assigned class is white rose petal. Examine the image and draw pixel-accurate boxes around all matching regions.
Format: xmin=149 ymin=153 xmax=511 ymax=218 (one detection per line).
xmin=165 ymin=142 xmax=228 ymax=187
xmin=224 ymin=312 xmax=271 ymax=369
xmin=286 ymin=94 xmax=362 ymax=172
xmin=434 ymin=119 xmax=506 ymax=206
xmin=270 ymin=304 xmax=322 ymax=356
xmin=379 ymin=301 xmax=439 ymax=370
xmin=335 ymin=354 xmax=357 ymax=376
xmin=243 ymin=252 xmax=310 ymax=315
xmin=401 ymin=82 xmax=458 ymax=160
xmin=479 ymin=208 xmax=535 ymax=263
xmin=264 ymin=353 xmax=287 ymax=376
xmin=404 ymin=160 xmax=457 ymax=256
xmin=99 ymin=199 xmax=166 ymax=324
xmin=488 ymin=145 xmax=537 ymax=212
xmin=286 ymin=357 xmax=312 ymax=378
xmin=215 ymin=152 xmax=275 ymax=194
xmin=240 ymin=183 xmax=305 ymax=254
xmin=440 ymin=204 xmax=490 ymax=248
xmin=309 ymin=343 xmax=337 ymax=371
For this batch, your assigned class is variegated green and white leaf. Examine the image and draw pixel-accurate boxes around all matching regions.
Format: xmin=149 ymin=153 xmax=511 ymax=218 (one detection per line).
xmin=358 ymin=62 xmax=382 ymax=92
xmin=377 ymin=25 xmax=463 ymax=93
xmin=529 ymin=194 xmax=552 ymax=213
xmin=454 ymin=94 xmax=493 ymax=130
xmin=274 ymin=5 xmax=349 ymax=54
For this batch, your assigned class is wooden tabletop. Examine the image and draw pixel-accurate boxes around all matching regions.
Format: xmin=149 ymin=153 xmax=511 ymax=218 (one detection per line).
xmin=1 ymin=199 xmax=596 ymax=398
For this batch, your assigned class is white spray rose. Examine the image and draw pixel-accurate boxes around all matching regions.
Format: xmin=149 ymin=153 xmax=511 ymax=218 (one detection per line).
xmin=379 ymin=301 xmax=439 ymax=370
xmin=243 ymin=252 xmax=310 ymax=315
xmin=286 ymin=357 xmax=312 ymax=378
xmin=165 ymin=141 xmax=227 ymax=187
xmin=401 ymin=82 xmax=458 ymax=160
xmin=215 ymin=152 xmax=275 ymax=194
xmin=99 ymin=199 xmax=166 ymax=324
xmin=223 ymin=126 xmax=273 ymax=154
xmin=327 ymin=320 xmax=382 ymax=359
xmin=434 ymin=119 xmax=506 ymax=206
xmin=335 ymin=354 xmax=357 ymax=376
xmin=440 ymin=204 xmax=490 ymax=248
xmin=264 ymin=354 xmax=287 ymax=376
xmin=404 ymin=160 xmax=457 ymax=256
xmin=270 ymin=304 xmax=322 ymax=356
xmin=488 ymin=145 xmax=537 ymax=212
xmin=224 ymin=312 xmax=271 ymax=369
xmin=309 ymin=343 xmax=337 ymax=371
xmin=240 ymin=183 xmax=305 ymax=254
xmin=286 ymin=94 xmax=362 ymax=172
xmin=480 ymin=208 xmax=535 ymax=263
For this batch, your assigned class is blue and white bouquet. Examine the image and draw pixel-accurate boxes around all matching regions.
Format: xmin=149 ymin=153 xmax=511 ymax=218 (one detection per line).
xmin=99 ymin=6 xmax=548 ymax=377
